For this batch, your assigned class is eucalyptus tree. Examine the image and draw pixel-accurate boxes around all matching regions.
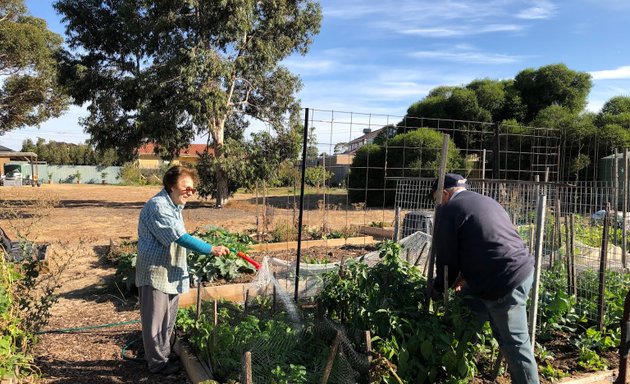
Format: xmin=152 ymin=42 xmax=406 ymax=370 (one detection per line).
xmin=55 ymin=0 xmax=322 ymax=205
xmin=0 ymin=0 xmax=68 ymax=133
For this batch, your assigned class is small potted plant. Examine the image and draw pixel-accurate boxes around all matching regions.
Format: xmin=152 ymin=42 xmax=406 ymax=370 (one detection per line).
xmin=101 ymin=171 xmax=108 ymax=185
xmin=47 ymin=172 xmax=53 ymax=184
xmin=74 ymin=170 xmax=82 ymax=184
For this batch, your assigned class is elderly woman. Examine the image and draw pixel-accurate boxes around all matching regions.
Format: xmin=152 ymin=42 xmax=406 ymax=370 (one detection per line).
xmin=136 ymin=165 xmax=228 ymax=375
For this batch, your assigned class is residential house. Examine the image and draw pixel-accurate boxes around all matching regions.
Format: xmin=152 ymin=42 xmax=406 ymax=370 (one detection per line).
xmin=136 ymin=143 xmax=213 ymax=169
xmin=315 ymin=127 xmax=391 ymax=187
xmin=346 ymin=127 xmax=385 ymax=154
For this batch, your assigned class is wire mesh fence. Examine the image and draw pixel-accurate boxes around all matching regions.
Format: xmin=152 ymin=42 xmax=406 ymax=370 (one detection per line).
xmin=226 ymin=107 xmax=630 ymax=380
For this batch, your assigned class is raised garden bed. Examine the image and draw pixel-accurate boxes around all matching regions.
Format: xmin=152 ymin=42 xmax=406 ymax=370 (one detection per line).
xmin=174 ymin=241 xmax=628 ymax=384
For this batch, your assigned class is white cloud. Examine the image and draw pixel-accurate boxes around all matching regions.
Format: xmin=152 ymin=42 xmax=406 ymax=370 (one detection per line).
xmin=516 ymin=0 xmax=557 ymax=19
xmin=589 ymin=66 xmax=630 ymax=80
xmin=283 ymin=58 xmax=339 ymax=75
xmin=401 ymin=24 xmax=524 ymax=38
xmin=409 ymin=47 xmax=524 ymax=65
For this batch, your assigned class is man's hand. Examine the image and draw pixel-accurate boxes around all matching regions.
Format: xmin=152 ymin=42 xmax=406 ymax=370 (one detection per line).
xmin=210 ymin=245 xmax=230 ymax=256
xmin=453 ymin=276 xmax=466 ymax=292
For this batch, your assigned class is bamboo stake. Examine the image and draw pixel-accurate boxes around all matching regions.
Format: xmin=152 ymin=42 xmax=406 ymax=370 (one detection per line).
xmin=570 ymin=214 xmax=577 ymax=297
xmin=624 ymin=149 xmax=629 ymax=270
xmin=552 ymin=198 xmax=562 ymax=268
xmin=273 ymin=272 xmax=277 ymax=312
xmin=212 ymin=300 xmax=218 ymax=364
xmin=564 ymin=214 xmax=573 ymax=295
xmin=529 ymin=191 xmax=547 ymax=347
xmin=426 ymin=134 xmax=450 ymax=306
xmin=597 ymin=203 xmax=611 ymax=331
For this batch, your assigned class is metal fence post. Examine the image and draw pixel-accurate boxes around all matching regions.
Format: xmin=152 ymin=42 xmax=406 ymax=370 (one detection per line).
xmin=294 ymin=107 xmax=310 ymax=302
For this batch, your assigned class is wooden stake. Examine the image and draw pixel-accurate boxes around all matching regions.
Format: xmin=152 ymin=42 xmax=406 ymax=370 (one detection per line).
xmin=393 ymin=207 xmax=401 ymax=242
xmin=196 ymin=278 xmax=202 ymax=319
xmin=364 ymin=330 xmax=372 ymax=364
xmin=616 ymin=289 xmax=630 ymax=384
xmin=320 ymin=331 xmax=342 ymax=384
xmin=243 ymin=351 xmax=253 ymax=384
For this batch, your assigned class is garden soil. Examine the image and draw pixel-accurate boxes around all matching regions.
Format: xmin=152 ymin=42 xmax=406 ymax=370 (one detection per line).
xmin=0 ymin=185 xmax=622 ymax=383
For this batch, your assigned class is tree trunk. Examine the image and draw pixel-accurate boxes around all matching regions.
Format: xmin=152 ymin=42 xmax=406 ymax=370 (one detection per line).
xmin=215 ymin=168 xmax=229 ymax=208
xmin=211 ymin=118 xmax=227 ymax=208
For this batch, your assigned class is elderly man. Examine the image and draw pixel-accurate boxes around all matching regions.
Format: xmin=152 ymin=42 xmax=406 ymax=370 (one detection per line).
xmin=431 ymin=173 xmax=539 ymax=384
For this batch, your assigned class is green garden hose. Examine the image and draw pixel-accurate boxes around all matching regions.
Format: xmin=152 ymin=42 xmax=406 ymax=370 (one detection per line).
xmin=35 ymin=319 xmax=145 ymax=363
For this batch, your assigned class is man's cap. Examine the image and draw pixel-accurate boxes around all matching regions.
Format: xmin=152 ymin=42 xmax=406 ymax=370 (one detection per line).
xmin=430 ymin=173 xmax=468 ymax=193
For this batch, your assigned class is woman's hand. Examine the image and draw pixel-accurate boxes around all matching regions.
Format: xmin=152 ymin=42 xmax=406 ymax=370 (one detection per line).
xmin=210 ymin=245 xmax=230 ymax=256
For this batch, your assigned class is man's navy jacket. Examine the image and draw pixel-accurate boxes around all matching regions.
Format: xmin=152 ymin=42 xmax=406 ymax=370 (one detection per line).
xmin=433 ymin=190 xmax=534 ymax=300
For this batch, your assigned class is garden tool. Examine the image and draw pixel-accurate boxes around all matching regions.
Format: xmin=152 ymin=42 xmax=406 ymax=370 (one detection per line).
xmin=231 ymin=249 xmax=261 ymax=270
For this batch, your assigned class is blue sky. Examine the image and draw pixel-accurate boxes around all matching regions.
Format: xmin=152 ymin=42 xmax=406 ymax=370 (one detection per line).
xmin=3 ymin=0 xmax=630 ymax=151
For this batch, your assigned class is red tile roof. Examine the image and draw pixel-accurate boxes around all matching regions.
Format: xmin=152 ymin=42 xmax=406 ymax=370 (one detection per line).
xmin=138 ymin=143 xmax=213 ymax=157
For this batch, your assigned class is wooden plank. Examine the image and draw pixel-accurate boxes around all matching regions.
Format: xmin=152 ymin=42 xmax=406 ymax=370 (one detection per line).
xmin=179 ymin=283 xmax=248 ymax=307
xmin=557 ymin=370 xmax=616 ymax=384
xmin=175 ymin=338 xmax=213 ymax=384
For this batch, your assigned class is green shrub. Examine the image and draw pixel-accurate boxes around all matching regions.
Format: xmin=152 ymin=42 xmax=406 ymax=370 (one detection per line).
xmin=0 ymin=253 xmax=36 ymax=380
xmin=118 ymin=163 xmax=145 ymax=185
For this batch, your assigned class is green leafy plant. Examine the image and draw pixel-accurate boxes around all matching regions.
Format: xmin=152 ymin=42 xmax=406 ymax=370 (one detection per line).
xmin=539 ymin=363 xmax=569 ymax=381
xmin=272 ymin=222 xmax=298 ymax=242
xmin=577 ymin=347 xmax=608 ymax=371
xmin=188 ymin=227 xmax=257 ymax=282
xmin=318 ymin=240 xmax=485 ymax=383
xmin=271 ymin=364 xmax=308 ymax=384
xmin=177 ymin=302 xmax=313 ymax=383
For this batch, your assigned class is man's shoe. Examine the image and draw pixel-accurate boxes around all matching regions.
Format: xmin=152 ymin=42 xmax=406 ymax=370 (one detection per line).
xmin=158 ymin=360 xmax=182 ymax=375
